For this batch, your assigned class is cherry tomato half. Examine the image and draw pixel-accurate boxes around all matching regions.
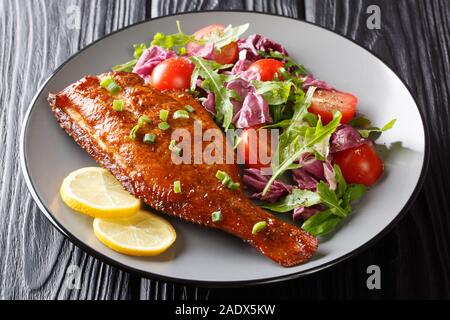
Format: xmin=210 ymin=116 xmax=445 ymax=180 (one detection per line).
xmin=189 ymin=24 xmax=239 ymax=65
xmin=332 ymin=143 xmax=383 ymax=187
xmin=247 ymin=59 xmax=284 ymax=81
xmin=309 ymin=89 xmax=357 ymax=125
xmin=151 ymin=57 xmax=194 ymax=90
xmin=238 ymin=127 xmax=272 ymax=170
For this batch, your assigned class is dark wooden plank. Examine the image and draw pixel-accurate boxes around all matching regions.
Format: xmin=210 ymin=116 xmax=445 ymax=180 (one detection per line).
xmin=0 ymin=0 xmax=147 ymax=300
xmin=300 ymin=0 xmax=450 ymax=299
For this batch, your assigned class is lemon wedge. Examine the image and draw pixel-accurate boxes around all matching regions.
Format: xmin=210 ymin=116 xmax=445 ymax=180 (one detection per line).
xmin=93 ymin=210 xmax=176 ymax=256
xmin=60 ymin=167 xmax=140 ymax=218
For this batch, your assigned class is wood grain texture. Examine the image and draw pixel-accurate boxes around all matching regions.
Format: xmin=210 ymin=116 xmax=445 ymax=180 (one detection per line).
xmin=0 ymin=0 xmax=147 ymax=300
xmin=1 ymin=0 xmax=449 ymax=300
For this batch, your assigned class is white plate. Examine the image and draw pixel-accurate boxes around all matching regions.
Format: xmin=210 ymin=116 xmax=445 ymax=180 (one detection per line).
xmin=20 ymin=11 xmax=429 ymax=286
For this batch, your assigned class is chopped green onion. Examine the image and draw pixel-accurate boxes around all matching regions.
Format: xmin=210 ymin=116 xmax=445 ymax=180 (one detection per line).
xmin=216 ymin=170 xmax=226 ymax=180
xmin=173 ymin=110 xmax=190 ymax=120
xmin=158 ymin=122 xmax=170 ymax=131
xmin=215 ymin=170 xmax=240 ymax=191
xmin=143 ymin=133 xmax=156 ymax=144
xmin=169 ymin=140 xmax=182 ymax=156
xmin=185 ymin=105 xmax=195 ymax=113
xmin=113 ymin=100 xmax=124 ymax=111
xmin=252 ymin=221 xmax=267 ymax=235
xmin=211 ymin=211 xmax=223 ymax=222
xmin=100 ymin=77 xmax=121 ymax=94
xmin=138 ymin=115 xmax=152 ymax=126
xmin=129 ymin=124 xmax=140 ymax=141
xmin=173 ymin=180 xmax=182 ymax=194
xmin=160 ymin=109 xmax=169 ymax=122
xmin=228 ymin=182 xmax=240 ymax=191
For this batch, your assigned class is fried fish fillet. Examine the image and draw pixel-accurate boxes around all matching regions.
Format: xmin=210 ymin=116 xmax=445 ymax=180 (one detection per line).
xmin=48 ymin=71 xmax=317 ymax=266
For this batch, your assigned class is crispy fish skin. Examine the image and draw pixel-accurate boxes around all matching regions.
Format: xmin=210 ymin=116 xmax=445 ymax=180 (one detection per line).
xmin=48 ymin=71 xmax=317 ymax=267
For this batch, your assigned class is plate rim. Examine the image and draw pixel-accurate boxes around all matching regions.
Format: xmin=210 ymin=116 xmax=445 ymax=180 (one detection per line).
xmin=19 ymin=10 xmax=431 ymax=288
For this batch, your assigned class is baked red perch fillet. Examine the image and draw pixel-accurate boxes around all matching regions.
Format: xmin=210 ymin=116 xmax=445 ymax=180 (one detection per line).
xmin=48 ymin=71 xmax=318 ymax=266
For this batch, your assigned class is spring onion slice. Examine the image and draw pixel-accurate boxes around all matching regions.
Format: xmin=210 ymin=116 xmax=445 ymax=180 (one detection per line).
xmin=173 ymin=180 xmax=182 ymax=194
xmin=113 ymin=100 xmax=124 ymax=111
xmin=252 ymin=221 xmax=267 ymax=235
xmin=158 ymin=122 xmax=170 ymax=131
xmin=100 ymin=77 xmax=121 ymax=94
xmin=173 ymin=110 xmax=190 ymax=119
xmin=143 ymin=133 xmax=156 ymax=144
xmin=160 ymin=109 xmax=169 ymax=122
xmin=211 ymin=211 xmax=223 ymax=222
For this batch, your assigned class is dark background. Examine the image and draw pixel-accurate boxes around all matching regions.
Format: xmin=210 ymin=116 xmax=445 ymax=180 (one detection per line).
xmin=0 ymin=0 xmax=449 ymax=299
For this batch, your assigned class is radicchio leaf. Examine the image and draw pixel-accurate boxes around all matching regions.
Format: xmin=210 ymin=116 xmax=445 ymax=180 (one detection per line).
xmin=330 ymin=124 xmax=369 ymax=153
xmin=133 ymin=46 xmax=177 ymax=79
xmin=242 ymin=168 xmax=292 ymax=203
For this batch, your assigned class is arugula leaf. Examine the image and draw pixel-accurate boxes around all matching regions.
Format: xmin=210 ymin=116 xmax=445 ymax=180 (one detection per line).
xmin=358 ymin=119 xmax=397 ymax=138
xmin=261 ymin=188 xmax=321 ymax=213
xmin=151 ymin=21 xmax=196 ymax=50
xmin=348 ymin=116 xmax=372 ymax=128
xmin=341 ymin=184 xmax=366 ymax=210
xmin=334 ymin=164 xmax=347 ymax=198
xmin=302 ymin=182 xmax=366 ymax=236
xmin=189 ymin=56 xmax=237 ymax=130
xmin=207 ymin=24 xmax=249 ymax=49
xmin=316 ymin=181 xmax=347 ymax=218
xmin=253 ymin=80 xmax=293 ymax=105
xmin=263 ymin=87 xmax=341 ymax=196
xmin=302 ymin=210 xmax=342 ymax=236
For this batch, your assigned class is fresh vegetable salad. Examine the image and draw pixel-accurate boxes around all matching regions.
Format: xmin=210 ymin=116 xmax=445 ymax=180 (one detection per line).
xmin=113 ymin=22 xmax=396 ymax=237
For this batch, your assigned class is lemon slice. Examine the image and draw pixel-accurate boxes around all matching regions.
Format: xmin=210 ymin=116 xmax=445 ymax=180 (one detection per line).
xmin=93 ymin=210 xmax=176 ymax=256
xmin=60 ymin=167 xmax=140 ymax=218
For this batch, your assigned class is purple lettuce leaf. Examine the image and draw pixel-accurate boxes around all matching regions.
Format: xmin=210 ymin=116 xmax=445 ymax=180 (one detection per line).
xmin=293 ymin=156 xmax=337 ymax=191
xmin=225 ymin=78 xmax=272 ymax=128
xmin=186 ymin=42 xmax=216 ymax=60
xmin=133 ymin=46 xmax=177 ymax=79
xmin=202 ymin=92 xmax=216 ymax=115
xmin=302 ymin=74 xmax=334 ymax=91
xmin=237 ymin=34 xmax=288 ymax=60
xmin=293 ymin=206 xmax=323 ymax=221
xmin=243 ymin=168 xmax=293 ymax=203
xmin=330 ymin=124 xmax=369 ymax=153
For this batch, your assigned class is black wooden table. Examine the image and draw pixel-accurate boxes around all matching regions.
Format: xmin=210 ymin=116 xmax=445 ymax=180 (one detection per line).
xmin=1 ymin=0 xmax=449 ymax=300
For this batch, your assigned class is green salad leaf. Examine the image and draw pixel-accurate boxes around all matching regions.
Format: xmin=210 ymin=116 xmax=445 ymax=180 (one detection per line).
xmin=301 ymin=171 xmax=366 ymax=236
xmin=189 ymin=56 xmax=237 ymax=130
xmin=151 ymin=21 xmax=196 ymax=51
xmin=262 ymin=87 xmax=341 ymax=196
xmin=358 ymin=119 xmax=397 ymax=138
xmin=302 ymin=209 xmax=341 ymax=237
xmin=261 ymin=188 xmax=321 ymax=213
xmin=252 ymin=80 xmax=293 ymax=105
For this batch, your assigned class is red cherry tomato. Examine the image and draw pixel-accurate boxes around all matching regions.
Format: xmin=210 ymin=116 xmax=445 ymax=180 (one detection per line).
xmin=247 ymin=59 xmax=284 ymax=81
xmin=332 ymin=143 xmax=383 ymax=187
xmin=309 ymin=90 xmax=357 ymax=125
xmin=238 ymin=127 xmax=272 ymax=170
xmin=189 ymin=24 xmax=239 ymax=65
xmin=212 ymin=41 xmax=239 ymax=65
xmin=151 ymin=57 xmax=194 ymax=90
